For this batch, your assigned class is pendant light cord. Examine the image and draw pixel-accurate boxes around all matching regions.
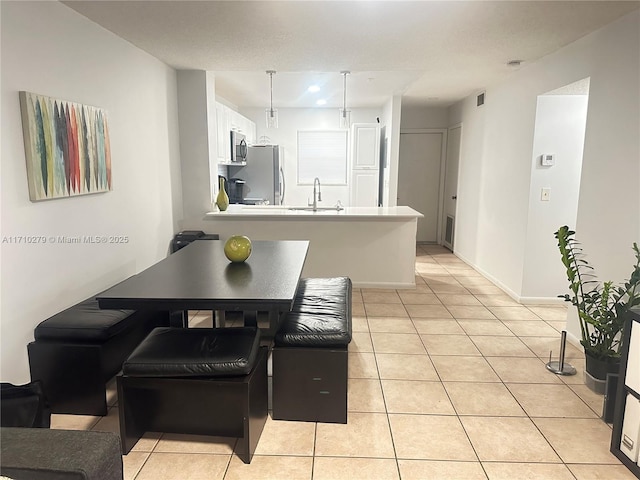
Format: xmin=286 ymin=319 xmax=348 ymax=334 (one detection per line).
xmin=341 ymin=71 xmax=350 ymax=117
xmin=343 ymin=74 xmax=346 ymax=113
xmin=267 ymin=70 xmax=275 ymax=116
xmin=270 ymin=72 xmax=274 ymax=115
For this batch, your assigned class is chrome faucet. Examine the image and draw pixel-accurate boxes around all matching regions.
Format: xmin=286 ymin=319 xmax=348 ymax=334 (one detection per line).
xmin=309 ymin=177 xmax=322 ymax=211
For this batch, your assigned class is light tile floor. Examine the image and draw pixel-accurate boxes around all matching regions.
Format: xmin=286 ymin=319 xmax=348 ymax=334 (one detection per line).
xmin=51 ymin=244 xmax=636 ymax=479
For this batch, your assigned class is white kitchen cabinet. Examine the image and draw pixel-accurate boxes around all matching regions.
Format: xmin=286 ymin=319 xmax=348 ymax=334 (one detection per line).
xmin=351 ymin=123 xmax=380 ymax=169
xmin=228 ymin=109 xmax=240 ymax=133
xmin=234 ymin=114 xmax=246 ymax=134
xmin=350 ymin=170 xmax=379 ymax=207
xmin=349 ymin=123 xmax=381 ymax=207
xmin=246 ymin=120 xmax=256 ymax=146
xmin=215 ymin=102 xmax=231 ymax=163
xmin=236 ymin=115 xmax=256 ymax=145
xmin=215 ymin=102 xmax=256 ymax=162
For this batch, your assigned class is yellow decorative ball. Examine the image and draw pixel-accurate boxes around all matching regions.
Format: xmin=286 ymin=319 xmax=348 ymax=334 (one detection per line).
xmin=224 ymin=235 xmax=252 ymax=263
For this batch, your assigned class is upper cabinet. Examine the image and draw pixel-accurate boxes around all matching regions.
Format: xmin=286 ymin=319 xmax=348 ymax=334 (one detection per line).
xmin=215 ymin=102 xmax=256 ymax=164
xmin=247 ymin=120 xmax=257 ymax=146
xmin=215 ymin=103 xmax=231 ymax=163
xmin=351 ymin=123 xmax=380 ymax=170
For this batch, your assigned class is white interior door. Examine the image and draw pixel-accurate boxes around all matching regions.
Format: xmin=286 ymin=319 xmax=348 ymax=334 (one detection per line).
xmin=398 ymin=131 xmax=444 ymax=243
xmin=442 ymin=125 xmax=461 ymax=250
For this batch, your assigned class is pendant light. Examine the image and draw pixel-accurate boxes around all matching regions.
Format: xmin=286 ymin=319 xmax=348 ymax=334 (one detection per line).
xmin=339 ymin=70 xmax=351 ymax=129
xmin=265 ymin=70 xmax=278 ymax=129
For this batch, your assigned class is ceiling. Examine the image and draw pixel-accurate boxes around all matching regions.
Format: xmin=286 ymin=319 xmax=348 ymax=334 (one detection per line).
xmin=62 ymin=0 xmax=639 ymax=109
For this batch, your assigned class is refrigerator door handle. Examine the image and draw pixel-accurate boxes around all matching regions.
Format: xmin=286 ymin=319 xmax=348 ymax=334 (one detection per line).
xmin=279 ymin=167 xmax=285 ymax=205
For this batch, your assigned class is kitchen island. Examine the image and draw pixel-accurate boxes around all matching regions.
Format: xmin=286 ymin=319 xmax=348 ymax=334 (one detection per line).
xmin=187 ymin=205 xmax=423 ymax=289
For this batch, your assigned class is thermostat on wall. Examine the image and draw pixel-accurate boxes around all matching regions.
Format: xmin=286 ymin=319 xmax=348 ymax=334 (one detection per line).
xmin=540 ymin=154 xmax=555 ymax=166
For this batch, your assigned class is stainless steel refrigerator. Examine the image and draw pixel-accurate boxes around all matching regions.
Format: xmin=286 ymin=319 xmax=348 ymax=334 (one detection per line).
xmin=236 ymin=145 xmax=284 ymax=205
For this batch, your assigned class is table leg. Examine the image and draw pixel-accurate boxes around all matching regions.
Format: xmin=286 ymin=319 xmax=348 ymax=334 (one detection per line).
xmin=268 ymin=310 xmax=281 ymax=334
xmin=244 ymin=311 xmax=258 ymax=328
xmin=169 ymin=311 xmax=187 ymax=328
xmin=214 ymin=310 xmax=226 ymax=328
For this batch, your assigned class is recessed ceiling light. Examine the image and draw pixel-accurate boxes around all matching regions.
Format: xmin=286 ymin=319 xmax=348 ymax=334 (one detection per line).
xmin=308 ymin=85 xmax=321 ymax=93
xmin=316 ymin=99 xmax=327 ymax=106
xmin=507 ymin=60 xmax=523 ymax=67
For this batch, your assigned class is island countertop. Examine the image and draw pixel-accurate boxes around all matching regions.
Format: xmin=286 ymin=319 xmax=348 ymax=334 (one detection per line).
xmin=205 ymin=205 xmax=423 ymax=220
xmin=190 ymin=204 xmax=423 ymax=288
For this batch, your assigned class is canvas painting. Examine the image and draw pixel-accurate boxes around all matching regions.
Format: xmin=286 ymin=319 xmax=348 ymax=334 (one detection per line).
xmin=19 ymin=91 xmax=112 ymax=201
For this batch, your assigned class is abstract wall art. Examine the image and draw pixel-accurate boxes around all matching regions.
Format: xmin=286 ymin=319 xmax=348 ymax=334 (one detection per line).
xmin=19 ymin=91 xmax=112 ymax=201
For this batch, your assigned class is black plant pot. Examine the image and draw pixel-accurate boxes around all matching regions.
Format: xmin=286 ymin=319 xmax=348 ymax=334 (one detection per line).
xmin=585 ymin=353 xmax=620 ymax=381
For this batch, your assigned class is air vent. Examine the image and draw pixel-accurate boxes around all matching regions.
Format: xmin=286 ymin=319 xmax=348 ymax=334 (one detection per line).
xmin=477 ymin=92 xmax=485 ymax=107
xmin=445 ymin=215 xmax=455 ymax=246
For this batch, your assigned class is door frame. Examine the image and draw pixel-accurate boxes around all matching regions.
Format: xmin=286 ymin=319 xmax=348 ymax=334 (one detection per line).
xmin=440 ymin=123 xmax=462 ymax=248
xmin=399 ymin=128 xmax=448 ymax=244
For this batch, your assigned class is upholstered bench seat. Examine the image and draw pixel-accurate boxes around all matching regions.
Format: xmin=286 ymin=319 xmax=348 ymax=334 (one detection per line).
xmin=272 ymin=277 xmax=352 ymax=423
xmin=28 ymin=296 xmax=169 ymax=415
xmin=123 ymin=327 xmax=261 ymax=377
xmin=34 ymin=297 xmax=142 ymax=342
xmin=274 ymin=277 xmax=352 ymax=348
xmin=118 ymin=327 xmax=268 ymax=464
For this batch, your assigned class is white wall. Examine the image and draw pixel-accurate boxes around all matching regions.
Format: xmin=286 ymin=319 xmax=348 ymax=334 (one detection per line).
xmin=383 ymin=96 xmax=402 ymax=207
xmin=448 ymin=96 xmax=486 ymax=265
xmin=575 ymin=12 xmax=640 ymax=281
xmin=396 ymin=105 xmax=450 ymax=239
xmin=177 ymin=70 xmax=216 ymax=218
xmin=449 ymin=10 xmax=639 ymax=309
xmin=237 ymin=107 xmax=381 ymax=207
xmin=400 ymin=105 xmax=449 ymax=129
xmin=522 ymin=94 xmax=588 ymax=299
xmin=0 ymin=1 xmax=182 ymax=382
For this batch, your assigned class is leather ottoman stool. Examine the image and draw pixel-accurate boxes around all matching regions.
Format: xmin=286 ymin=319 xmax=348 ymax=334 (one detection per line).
xmin=272 ymin=277 xmax=352 ymax=423
xmin=117 ymin=327 xmax=267 ymax=464
xmin=28 ymin=296 xmax=169 ymax=415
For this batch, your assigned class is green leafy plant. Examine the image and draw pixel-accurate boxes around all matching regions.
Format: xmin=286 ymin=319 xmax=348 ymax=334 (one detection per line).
xmin=555 ymin=226 xmax=640 ymax=360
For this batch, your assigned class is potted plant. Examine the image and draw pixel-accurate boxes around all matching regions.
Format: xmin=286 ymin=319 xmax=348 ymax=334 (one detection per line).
xmin=554 ymin=225 xmax=640 ymax=380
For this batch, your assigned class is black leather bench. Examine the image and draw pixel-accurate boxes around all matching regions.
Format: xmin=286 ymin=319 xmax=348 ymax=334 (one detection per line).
xmin=28 ymin=296 xmax=169 ymax=416
xmin=1 ymin=427 xmax=123 ymax=480
xmin=118 ymin=326 xmax=268 ymax=464
xmin=272 ymin=277 xmax=352 ymax=423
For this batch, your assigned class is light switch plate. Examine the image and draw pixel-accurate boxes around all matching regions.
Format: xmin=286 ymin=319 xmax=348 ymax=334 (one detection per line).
xmin=541 ymin=154 xmax=555 ymax=166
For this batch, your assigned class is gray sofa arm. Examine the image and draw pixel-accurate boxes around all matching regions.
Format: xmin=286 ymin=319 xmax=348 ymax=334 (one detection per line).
xmin=0 ymin=428 xmax=123 ymax=480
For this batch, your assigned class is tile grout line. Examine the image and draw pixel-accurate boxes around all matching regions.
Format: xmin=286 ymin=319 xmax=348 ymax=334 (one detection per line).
xmin=310 ymin=421 xmax=317 ymax=480
xmin=351 ymin=307 xmax=405 ymax=477
xmin=410 ymin=253 xmax=579 ymax=473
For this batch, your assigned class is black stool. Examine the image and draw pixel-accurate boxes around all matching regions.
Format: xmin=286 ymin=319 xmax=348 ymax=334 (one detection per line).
xmin=117 ymin=327 xmax=267 ymax=464
xmin=272 ymin=277 xmax=352 ymax=424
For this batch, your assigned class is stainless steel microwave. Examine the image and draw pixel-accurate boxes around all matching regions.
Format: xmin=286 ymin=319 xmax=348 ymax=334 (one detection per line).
xmin=230 ymin=131 xmax=247 ymax=162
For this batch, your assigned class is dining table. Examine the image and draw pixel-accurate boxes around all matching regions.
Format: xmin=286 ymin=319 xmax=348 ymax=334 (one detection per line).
xmin=96 ymin=239 xmax=310 ymax=331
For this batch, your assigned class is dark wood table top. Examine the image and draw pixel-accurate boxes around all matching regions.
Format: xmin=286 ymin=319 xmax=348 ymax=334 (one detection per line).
xmin=96 ymin=240 xmax=309 ymax=312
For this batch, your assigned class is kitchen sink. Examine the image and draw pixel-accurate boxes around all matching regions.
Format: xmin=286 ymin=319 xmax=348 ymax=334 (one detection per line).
xmin=288 ymin=206 xmax=344 ymax=212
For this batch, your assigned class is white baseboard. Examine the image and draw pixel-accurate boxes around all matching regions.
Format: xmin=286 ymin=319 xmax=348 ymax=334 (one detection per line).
xmin=453 ymin=251 xmax=563 ymax=305
xmin=518 ymin=296 xmax=567 ymax=305
xmin=453 ymin=251 xmax=520 ymax=300
xmin=563 ymin=329 xmax=582 ymax=349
